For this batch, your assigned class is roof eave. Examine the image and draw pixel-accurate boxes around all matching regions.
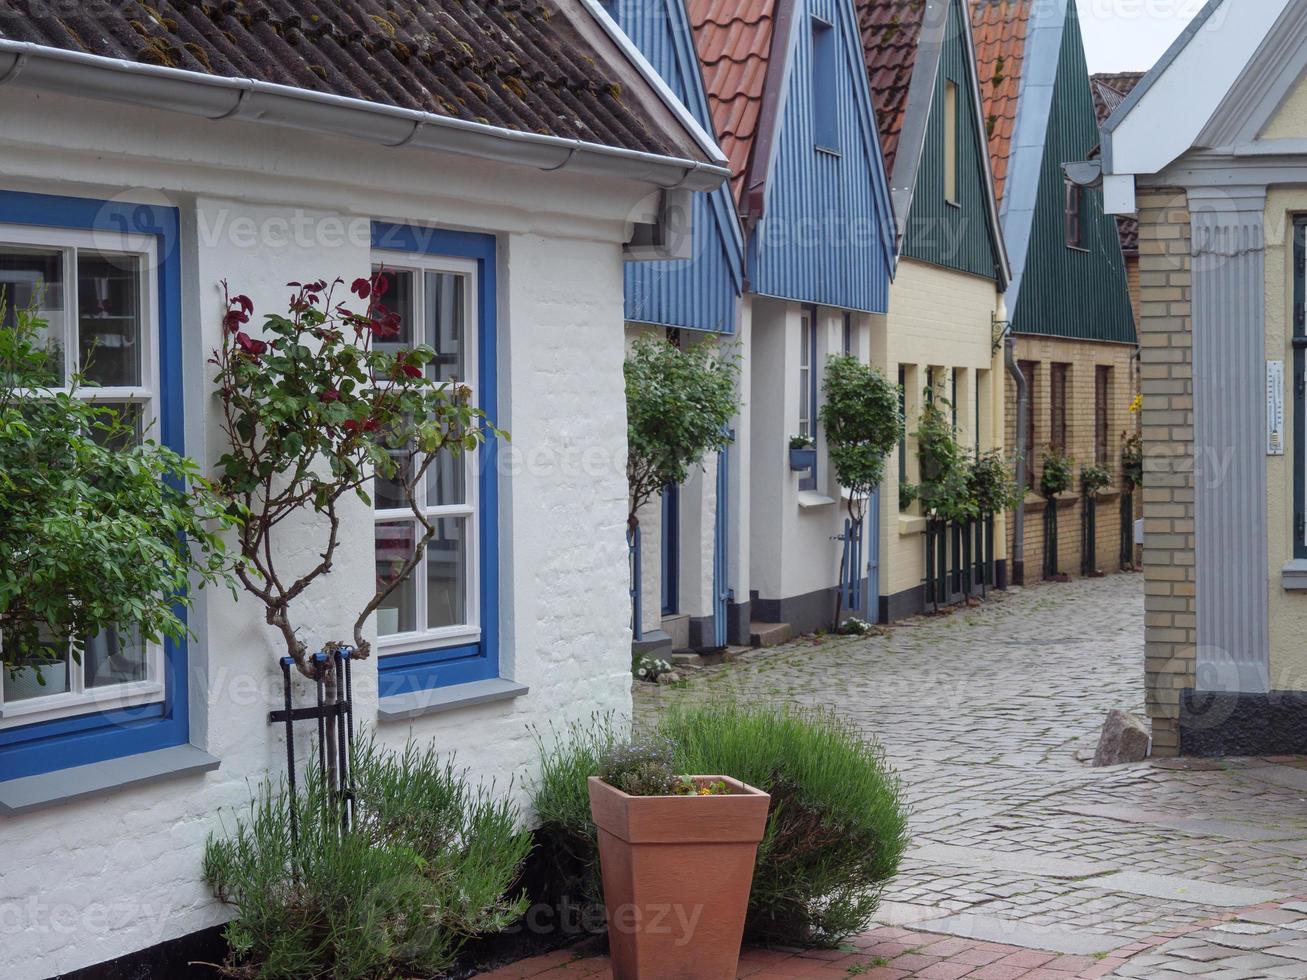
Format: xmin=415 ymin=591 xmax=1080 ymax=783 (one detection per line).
xmin=0 ymin=40 xmax=731 ymax=194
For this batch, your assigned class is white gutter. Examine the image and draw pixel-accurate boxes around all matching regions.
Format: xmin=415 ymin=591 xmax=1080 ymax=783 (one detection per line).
xmin=0 ymin=39 xmax=731 ymax=194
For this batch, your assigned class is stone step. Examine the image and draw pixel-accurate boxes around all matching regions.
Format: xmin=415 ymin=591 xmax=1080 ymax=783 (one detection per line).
xmin=749 ymin=622 xmax=792 ymax=648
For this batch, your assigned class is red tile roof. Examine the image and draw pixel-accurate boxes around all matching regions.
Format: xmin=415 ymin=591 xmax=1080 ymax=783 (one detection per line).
xmin=688 ymin=0 xmax=777 ymax=204
xmin=857 ymin=0 xmax=927 ymax=176
xmin=0 ymin=0 xmax=673 ymax=157
xmin=969 ymin=0 xmax=1031 ymax=203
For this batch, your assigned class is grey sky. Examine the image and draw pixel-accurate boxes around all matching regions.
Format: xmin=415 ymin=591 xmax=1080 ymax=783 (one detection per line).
xmin=1076 ymin=0 xmax=1203 ymax=75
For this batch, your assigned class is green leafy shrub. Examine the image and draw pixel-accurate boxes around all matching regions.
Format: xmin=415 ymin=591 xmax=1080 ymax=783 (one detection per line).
xmin=531 ymin=703 xmax=908 ymax=948
xmin=1120 ymin=431 xmax=1143 ymax=491
xmin=1039 ymin=445 xmax=1074 ymax=499
xmin=1 ymin=297 xmax=234 ymax=673
xmin=1081 ymin=464 xmax=1111 ymax=498
xmin=625 ymin=335 xmax=739 ymax=525
xmin=914 ymin=396 xmax=975 ymax=523
xmin=967 ymin=450 xmax=1023 ymax=516
xmin=819 ymin=355 xmax=902 ymax=504
xmin=898 ymin=482 xmax=919 ymax=512
xmin=204 ymin=737 xmax=530 ymax=979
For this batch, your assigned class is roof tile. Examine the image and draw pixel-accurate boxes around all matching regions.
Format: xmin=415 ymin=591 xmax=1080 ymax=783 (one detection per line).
xmin=1090 ymin=71 xmax=1145 ymax=253
xmin=688 ymin=0 xmax=776 ymax=204
xmin=857 ymin=0 xmax=927 ymax=177
xmin=0 ymin=0 xmax=675 ymax=156
xmin=970 ymin=0 xmax=1030 ymax=203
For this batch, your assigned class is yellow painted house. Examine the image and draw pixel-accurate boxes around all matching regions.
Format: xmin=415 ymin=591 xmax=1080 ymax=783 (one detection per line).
xmin=859 ymin=0 xmax=1013 ymax=620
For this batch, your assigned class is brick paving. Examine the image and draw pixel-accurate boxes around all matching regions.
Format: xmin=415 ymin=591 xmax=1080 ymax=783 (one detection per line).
xmin=485 ymin=576 xmax=1307 ymax=978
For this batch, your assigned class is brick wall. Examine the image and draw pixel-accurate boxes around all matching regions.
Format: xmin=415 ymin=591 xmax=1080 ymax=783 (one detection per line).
xmin=1136 ymin=189 xmax=1195 ymax=757
xmin=1004 ymin=337 xmax=1137 ymax=582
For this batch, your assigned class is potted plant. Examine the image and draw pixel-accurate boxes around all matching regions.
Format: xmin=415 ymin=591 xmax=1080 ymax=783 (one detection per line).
xmin=587 ymin=739 xmax=770 ymax=979
xmin=788 ymin=433 xmax=816 ymax=471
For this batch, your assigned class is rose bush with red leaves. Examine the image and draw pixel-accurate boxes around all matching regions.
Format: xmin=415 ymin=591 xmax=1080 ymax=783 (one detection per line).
xmin=210 ymin=273 xmax=505 ymax=670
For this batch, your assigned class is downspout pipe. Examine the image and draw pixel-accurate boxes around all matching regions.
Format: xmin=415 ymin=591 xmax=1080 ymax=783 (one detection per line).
xmin=1004 ymin=326 xmax=1027 ymax=587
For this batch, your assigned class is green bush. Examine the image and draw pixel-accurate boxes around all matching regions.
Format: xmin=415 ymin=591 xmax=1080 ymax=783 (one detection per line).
xmin=1039 ymin=445 xmax=1074 ymax=499
xmin=531 ymin=703 xmax=908 ymax=948
xmin=204 ymin=737 xmax=531 ymax=979
xmin=1081 ymin=464 xmax=1111 ymax=498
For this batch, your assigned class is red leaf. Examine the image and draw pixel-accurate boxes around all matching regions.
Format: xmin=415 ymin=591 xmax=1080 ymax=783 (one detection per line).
xmin=351 ymin=278 xmax=371 ymax=299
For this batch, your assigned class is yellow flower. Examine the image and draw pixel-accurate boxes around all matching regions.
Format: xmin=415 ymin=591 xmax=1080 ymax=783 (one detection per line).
xmin=1129 ymin=393 xmax=1143 ymax=414
xmin=698 ymin=786 xmax=712 ymax=796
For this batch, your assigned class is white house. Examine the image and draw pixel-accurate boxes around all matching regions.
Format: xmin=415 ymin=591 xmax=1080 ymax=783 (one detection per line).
xmin=0 ymin=3 xmax=728 ymax=977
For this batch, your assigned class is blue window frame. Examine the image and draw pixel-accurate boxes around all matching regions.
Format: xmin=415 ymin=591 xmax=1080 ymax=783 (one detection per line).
xmin=370 ymin=223 xmax=500 ymax=696
xmin=1294 ymin=218 xmax=1306 ymax=559
xmin=812 ymin=17 xmax=839 ymax=153
xmin=0 ymin=190 xmax=186 ymax=781
xmin=661 ymin=485 xmax=679 ymax=617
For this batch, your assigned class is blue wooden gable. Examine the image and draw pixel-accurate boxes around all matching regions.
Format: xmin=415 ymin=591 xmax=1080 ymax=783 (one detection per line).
xmin=749 ymin=0 xmax=895 ymax=314
xmin=606 ymin=0 xmax=745 ymax=334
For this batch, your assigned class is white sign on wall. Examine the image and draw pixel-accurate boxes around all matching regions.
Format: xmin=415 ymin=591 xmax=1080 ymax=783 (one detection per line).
xmin=1268 ymin=359 xmax=1286 ymax=456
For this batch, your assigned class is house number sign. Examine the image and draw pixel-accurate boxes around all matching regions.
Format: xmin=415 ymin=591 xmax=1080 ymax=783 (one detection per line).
xmin=1268 ymin=359 xmax=1286 ymax=456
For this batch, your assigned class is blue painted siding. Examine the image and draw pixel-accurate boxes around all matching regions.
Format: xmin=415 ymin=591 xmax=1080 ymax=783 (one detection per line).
xmin=606 ymin=0 xmax=744 ymax=334
xmin=750 ymin=0 xmax=895 ymax=313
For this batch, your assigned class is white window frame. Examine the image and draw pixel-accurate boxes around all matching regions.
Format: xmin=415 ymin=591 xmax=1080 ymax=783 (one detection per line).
xmin=798 ymin=309 xmax=814 ymax=440
xmin=0 ymin=224 xmax=164 ymax=729
xmin=371 ymin=250 xmax=481 ymax=658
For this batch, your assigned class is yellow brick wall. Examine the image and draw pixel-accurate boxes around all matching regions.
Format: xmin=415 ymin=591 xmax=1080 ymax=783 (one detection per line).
xmin=1003 ymin=336 xmax=1138 ymax=583
xmin=1134 ymin=189 xmax=1194 ymax=758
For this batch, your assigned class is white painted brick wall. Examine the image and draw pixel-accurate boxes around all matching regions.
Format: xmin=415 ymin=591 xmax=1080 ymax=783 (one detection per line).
xmin=0 ymin=93 xmax=640 ymax=980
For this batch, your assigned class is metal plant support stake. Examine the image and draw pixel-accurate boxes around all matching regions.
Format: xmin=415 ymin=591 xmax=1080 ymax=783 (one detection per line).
xmin=271 ymin=648 xmax=357 ymax=841
xmin=837 ymin=516 xmax=865 ymax=622
xmin=1081 ymin=491 xmax=1098 ymax=576
xmin=1120 ymin=490 xmax=1134 ymax=569
xmin=627 ymin=525 xmax=642 ymax=642
xmin=1043 ymin=500 xmax=1059 ymax=580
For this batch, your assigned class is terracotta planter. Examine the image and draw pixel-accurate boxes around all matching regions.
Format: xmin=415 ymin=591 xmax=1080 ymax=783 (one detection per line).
xmin=588 ymin=775 xmax=770 ymax=980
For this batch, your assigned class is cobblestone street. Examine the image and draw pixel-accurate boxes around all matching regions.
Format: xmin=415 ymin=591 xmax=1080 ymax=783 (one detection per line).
xmin=491 ymin=575 xmax=1307 ymax=978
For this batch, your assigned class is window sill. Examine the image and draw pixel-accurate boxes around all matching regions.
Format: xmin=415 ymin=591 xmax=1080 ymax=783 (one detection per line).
xmin=899 ymin=515 xmax=927 ymax=536
xmin=1282 ymin=560 xmax=1307 ymax=591
xmin=377 ymin=677 xmax=528 ymax=722
xmin=0 ymin=744 xmax=219 ymax=815
xmin=797 ymin=491 xmax=836 ymax=509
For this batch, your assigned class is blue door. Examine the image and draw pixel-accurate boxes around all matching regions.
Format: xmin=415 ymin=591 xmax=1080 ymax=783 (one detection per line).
xmin=712 ymin=439 xmax=732 ymax=647
xmin=661 ymin=485 xmax=679 ymax=617
xmin=867 ymin=486 xmax=881 ymax=621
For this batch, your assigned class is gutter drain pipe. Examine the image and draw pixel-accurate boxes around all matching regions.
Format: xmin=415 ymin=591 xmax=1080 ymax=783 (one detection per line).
xmin=1003 ymin=313 xmax=1027 ymax=587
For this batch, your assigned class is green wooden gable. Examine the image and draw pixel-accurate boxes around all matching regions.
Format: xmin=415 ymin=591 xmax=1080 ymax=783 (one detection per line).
xmin=901 ymin=0 xmax=1005 ymax=282
xmin=1010 ymin=4 xmax=1135 ymax=344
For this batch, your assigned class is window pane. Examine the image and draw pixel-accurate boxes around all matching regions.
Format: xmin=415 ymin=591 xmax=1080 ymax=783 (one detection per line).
xmin=0 ymin=246 xmax=66 ymax=385
xmin=373 ymin=267 xmax=415 ymax=352
xmin=85 ymin=625 xmax=147 ymax=688
xmin=425 ymin=271 xmax=465 ymax=384
xmin=376 ymin=521 xmax=417 ymax=635
xmin=78 ymin=251 xmax=143 ymax=387
xmin=426 ymin=448 xmax=466 ymax=506
xmin=427 ymin=517 xmax=468 ymax=630
xmin=374 ymin=451 xmax=410 ymax=512
xmin=3 ymin=646 xmax=71 ymax=702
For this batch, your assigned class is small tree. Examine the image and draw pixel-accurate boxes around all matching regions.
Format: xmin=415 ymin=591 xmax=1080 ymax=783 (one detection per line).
xmin=820 ymin=355 xmax=902 ymax=625
xmin=624 ymin=335 xmax=739 ymax=527
xmin=914 ymin=395 xmax=975 ymax=525
xmin=211 ymin=274 xmax=503 ymax=690
xmin=1 ymin=298 xmax=233 ymax=677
